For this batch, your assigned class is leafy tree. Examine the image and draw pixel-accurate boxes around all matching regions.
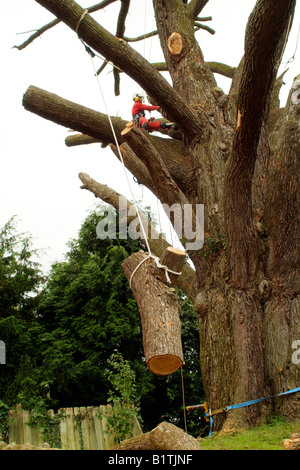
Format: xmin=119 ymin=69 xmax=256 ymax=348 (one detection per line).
xmin=103 ymin=352 xmax=142 ymax=443
xmin=36 ymin=208 xmax=149 ymax=408
xmin=36 ymin=208 xmax=203 ymax=432
xmin=0 ymin=217 xmax=45 ymax=405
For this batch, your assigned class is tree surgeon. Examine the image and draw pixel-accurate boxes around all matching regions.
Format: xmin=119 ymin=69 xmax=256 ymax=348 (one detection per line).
xmin=132 ymin=93 xmax=177 ymax=132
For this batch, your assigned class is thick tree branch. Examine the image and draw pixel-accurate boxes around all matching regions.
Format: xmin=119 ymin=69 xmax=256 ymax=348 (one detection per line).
xmin=188 ymin=0 xmax=209 ymax=18
xmin=265 ymin=76 xmax=300 ymax=289
xmin=22 ymin=85 xmax=191 ymax=193
xmin=113 ymin=0 xmax=130 ymax=96
xmin=224 ymin=0 xmax=296 ymax=285
xmin=23 ymin=85 xmax=126 ymax=143
xmin=34 ymin=0 xmax=205 ymax=141
xmin=78 ymin=172 xmax=198 ymax=301
xmin=122 ymin=127 xmax=189 ymax=208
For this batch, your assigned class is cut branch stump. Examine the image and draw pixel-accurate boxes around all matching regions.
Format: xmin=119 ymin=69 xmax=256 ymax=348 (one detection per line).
xmin=111 ymin=421 xmax=202 ymax=450
xmin=122 ymin=247 xmax=186 ymax=375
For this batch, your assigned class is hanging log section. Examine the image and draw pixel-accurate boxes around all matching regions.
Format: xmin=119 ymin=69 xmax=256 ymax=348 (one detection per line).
xmin=122 ymin=247 xmax=186 ymax=376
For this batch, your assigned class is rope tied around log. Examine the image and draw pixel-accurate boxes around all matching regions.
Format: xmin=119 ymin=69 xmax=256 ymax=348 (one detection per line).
xmin=129 ymin=253 xmax=182 ymax=289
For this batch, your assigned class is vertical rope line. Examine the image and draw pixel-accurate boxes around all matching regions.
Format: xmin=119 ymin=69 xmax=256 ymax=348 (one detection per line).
xmin=76 ymin=9 xmax=151 ymax=253
xmin=181 ymin=367 xmax=187 ymax=433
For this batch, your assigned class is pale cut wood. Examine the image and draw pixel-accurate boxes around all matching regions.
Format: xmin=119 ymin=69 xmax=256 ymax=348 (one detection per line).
xmin=155 ymin=246 xmax=186 ymax=285
xmin=121 ymin=125 xmax=133 ymax=135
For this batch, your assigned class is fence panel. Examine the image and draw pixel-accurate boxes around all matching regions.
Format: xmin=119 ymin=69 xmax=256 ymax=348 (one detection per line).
xmin=8 ymin=405 xmax=142 ymax=450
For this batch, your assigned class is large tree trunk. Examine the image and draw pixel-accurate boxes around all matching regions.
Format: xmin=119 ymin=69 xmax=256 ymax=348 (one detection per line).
xmin=24 ymin=0 xmax=299 ymax=432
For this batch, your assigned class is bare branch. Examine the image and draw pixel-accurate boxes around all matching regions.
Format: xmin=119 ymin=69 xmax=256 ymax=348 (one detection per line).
xmin=109 ymin=143 xmax=154 ymax=189
xmin=152 ymin=61 xmax=236 ymax=78
xmin=113 ymin=0 xmax=131 ymax=96
xmin=124 ymin=30 xmax=158 ymax=43
xmin=188 ymin=0 xmax=209 ymax=18
xmin=13 ymin=18 xmax=60 ymax=50
xmin=14 ymin=0 xmax=119 ymax=50
xmin=194 ymin=22 xmax=215 ymax=35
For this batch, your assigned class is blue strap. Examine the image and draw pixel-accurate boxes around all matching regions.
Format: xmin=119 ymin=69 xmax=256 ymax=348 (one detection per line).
xmin=205 ymin=387 xmax=300 ymax=435
xmin=225 ymin=387 xmax=300 ymax=412
xmin=208 ymin=416 xmax=214 ymax=436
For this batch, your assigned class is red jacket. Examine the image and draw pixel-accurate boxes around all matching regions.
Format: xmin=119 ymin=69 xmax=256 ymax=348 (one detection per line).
xmin=132 ymin=101 xmax=159 ymax=117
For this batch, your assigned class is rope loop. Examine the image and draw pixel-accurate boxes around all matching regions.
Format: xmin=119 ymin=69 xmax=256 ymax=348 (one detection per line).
xmin=76 ymin=9 xmax=89 ymax=37
xmin=129 ymin=253 xmax=182 ymax=288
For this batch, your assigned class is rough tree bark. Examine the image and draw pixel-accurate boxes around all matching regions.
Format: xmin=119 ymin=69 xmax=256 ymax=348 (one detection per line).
xmin=21 ymin=0 xmax=299 ymax=432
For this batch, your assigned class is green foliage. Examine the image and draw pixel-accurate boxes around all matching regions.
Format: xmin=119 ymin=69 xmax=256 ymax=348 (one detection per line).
xmin=102 ymin=352 xmax=141 ymax=443
xmin=200 ymin=419 xmax=300 ymax=450
xmin=16 ymin=394 xmax=62 ymax=449
xmin=204 ymin=236 xmax=226 ymax=258
xmin=0 ymin=400 xmax=9 ymax=441
xmin=35 ymin=208 xmax=147 ymax=408
xmin=0 ymin=217 xmax=45 ymax=405
xmin=0 ymin=209 xmax=203 ymax=437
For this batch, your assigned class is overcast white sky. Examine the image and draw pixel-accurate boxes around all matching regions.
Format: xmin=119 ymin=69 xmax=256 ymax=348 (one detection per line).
xmin=1 ymin=0 xmax=299 ymax=273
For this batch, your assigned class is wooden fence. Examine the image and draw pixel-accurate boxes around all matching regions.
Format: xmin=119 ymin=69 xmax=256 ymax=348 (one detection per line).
xmin=8 ymin=405 xmax=142 ymax=450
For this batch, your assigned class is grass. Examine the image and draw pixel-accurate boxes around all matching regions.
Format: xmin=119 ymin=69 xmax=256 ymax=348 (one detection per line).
xmin=199 ymin=418 xmax=300 ymax=450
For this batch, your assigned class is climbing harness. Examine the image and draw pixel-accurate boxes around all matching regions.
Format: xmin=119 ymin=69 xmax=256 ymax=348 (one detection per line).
xmin=187 ymin=386 xmax=300 ymax=436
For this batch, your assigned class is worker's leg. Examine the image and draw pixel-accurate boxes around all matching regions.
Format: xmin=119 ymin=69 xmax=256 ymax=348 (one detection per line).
xmin=148 ymin=121 xmax=163 ymax=131
xmin=139 ymin=116 xmax=148 ymax=129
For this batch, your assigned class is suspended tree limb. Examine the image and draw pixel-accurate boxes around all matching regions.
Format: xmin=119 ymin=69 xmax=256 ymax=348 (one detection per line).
xmin=78 ymin=172 xmax=198 ymax=301
xmin=122 ymin=249 xmax=185 ymax=375
xmin=111 ymin=421 xmax=202 ymax=450
xmin=13 ymin=0 xmax=119 ymax=50
xmin=224 ymin=0 xmax=296 ymax=285
xmin=34 ymin=0 xmax=205 ymax=141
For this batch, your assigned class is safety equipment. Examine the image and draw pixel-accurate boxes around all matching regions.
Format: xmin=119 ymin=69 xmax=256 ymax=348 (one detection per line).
xmin=132 ymin=93 xmax=144 ymax=102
